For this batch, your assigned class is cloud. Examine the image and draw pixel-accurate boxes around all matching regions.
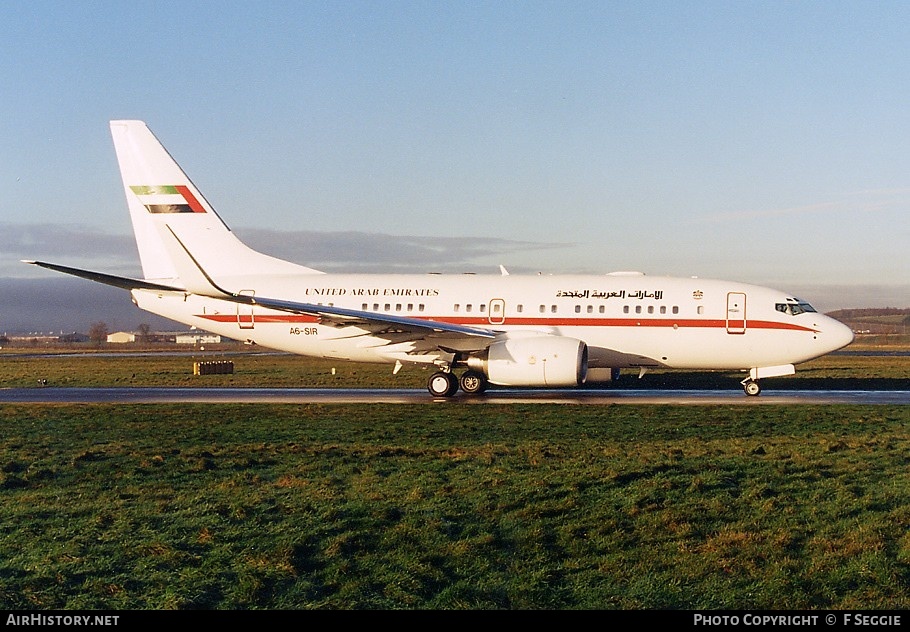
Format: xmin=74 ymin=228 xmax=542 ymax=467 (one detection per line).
xmin=235 ymin=227 xmax=568 ymax=272
xmin=1 ymin=223 xmax=569 ymax=332
xmin=2 ymin=222 xmax=568 ymax=277
xmin=0 ymin=223 xmax=139 ymax=277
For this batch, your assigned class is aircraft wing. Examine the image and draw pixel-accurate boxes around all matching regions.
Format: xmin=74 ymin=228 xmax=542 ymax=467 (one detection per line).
xmin=245 ymin=295 xmax=499 ymax=340
xmin=23 ymin=259 xmax=499 ymax=342
xmin=154 ymin=227 xmax=501 ymax=341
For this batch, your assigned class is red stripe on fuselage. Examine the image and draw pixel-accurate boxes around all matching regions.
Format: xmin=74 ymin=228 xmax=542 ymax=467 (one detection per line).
xmin=438 ymin=317 xmax=817 ymax=332
xmin=197 ymin=313 xmax=816 ymax=332
xmin=200 ymin=314 xmax=319 ymax=324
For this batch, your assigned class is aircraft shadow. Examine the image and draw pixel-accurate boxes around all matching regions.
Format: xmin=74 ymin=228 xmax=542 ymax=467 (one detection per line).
xmin=588 ymin=372 xmax=909 ymax=392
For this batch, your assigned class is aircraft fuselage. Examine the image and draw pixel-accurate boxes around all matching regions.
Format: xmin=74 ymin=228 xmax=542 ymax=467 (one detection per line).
xmin=132 ymin=271 xmax=853 ymax=375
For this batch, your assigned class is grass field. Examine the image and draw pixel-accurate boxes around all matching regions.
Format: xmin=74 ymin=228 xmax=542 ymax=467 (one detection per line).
xmin=0 ymin=344 xmax=908 ymax=391
xmin=0 ymin=349 xmax=908 ymax=609
xmin=1 ymin=403 xmax=909 ymax=609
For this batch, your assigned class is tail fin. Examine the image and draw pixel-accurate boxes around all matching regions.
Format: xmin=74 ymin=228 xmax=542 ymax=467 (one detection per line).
xmin=110 ymin=120 xmax=322 ymax=282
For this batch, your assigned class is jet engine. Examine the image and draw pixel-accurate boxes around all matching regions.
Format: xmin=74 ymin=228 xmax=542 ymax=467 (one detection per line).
xmin=466 ymin=336 xmax=588 ymax=387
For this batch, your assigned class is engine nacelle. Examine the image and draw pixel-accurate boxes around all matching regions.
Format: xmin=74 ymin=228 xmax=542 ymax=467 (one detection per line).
xmin=467 ymin=336 xmax=588 ymax=387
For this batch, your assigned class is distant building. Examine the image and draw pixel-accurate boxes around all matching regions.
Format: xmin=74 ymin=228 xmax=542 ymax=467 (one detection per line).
xmin=6 ymin=334 xmax=69 ymax=344
xmin=59 ymin=332 xmax=90 ymax=343
xmin=107 ymin=331 xmax=136 ymax=343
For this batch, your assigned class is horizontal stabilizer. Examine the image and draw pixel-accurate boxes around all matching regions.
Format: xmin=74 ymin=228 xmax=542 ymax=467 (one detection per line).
xmin=22 ymin=260 xmax=184 ymax=293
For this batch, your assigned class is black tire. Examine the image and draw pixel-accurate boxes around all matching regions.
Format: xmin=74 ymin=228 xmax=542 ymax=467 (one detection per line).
xmin=744 ymin=380 xmax=761 ymax=396
xmin=428 ymin=372 xmax=458 ymax=397
xmin=459 ymin=370 xmax=487 ymax=395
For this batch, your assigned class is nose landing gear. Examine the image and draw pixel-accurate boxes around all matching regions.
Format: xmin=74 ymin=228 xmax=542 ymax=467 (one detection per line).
xmin=741 ymin=378 xmax=761 ymax=396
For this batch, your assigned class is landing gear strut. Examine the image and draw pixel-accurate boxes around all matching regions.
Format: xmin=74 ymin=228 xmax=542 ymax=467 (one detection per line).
xmin=427 ymin=371 xmax=459 ymax=397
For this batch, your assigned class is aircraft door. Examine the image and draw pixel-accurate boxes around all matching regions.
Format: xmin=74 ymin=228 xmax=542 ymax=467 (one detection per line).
xmin=726 ymin=292 xmax=746 ymax=334
xmin=237 ymin=289 xmax=255 ymax=329
xmin=488 ymin=298 xmax=506 ymax=325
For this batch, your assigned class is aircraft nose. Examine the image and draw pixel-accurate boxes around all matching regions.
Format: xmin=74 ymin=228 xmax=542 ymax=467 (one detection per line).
xmin=824 ymin=317 xmax=855 ymax=352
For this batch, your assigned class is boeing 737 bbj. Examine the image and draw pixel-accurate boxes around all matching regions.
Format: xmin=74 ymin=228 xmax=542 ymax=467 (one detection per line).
xmin=26 ymin=121 xmax=854 ymax=397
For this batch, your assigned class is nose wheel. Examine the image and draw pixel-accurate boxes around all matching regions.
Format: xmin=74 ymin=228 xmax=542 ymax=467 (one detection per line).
xmin=742 ymin=379 xmax=761 ymax=396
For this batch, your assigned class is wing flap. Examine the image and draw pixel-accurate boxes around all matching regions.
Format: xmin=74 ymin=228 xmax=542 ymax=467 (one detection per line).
xmin=249 ymin=295 xmax=499 ymax=340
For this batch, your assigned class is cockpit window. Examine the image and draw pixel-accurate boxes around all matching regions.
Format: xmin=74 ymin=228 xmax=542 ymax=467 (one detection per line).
xmin=775 ymin=302 xmax=818 ymax=316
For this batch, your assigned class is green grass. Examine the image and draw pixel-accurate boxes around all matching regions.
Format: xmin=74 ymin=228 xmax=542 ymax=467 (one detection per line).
xmin=0 ymin=349 xmax=907 ymax=390
xmin=1 ymin=403 xmax=909 ymax=609
xmin=0 ymin=350 xmax=906 ymax=609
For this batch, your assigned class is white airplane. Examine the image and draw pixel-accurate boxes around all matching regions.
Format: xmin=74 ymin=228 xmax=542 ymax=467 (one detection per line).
xmin=26 ymin=120 xmax=855 ymax=397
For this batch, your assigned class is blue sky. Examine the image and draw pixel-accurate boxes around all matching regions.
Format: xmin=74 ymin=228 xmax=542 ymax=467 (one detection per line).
xmin=1 ymin=1 xmax=908 ymax=331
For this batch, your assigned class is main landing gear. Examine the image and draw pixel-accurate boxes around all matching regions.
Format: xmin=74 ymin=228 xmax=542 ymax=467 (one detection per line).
xmin=427 ymin=372 xmax=459 ymax=397
xmin=427 ymin=370 xmax=488 ymax=397
xmin=458 ymin=370 xmax=487 ymax=395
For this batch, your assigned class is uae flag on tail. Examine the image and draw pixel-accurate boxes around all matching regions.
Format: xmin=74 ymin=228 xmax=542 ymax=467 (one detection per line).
xmin=130 ymin=185 xmax=207 ymax=213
